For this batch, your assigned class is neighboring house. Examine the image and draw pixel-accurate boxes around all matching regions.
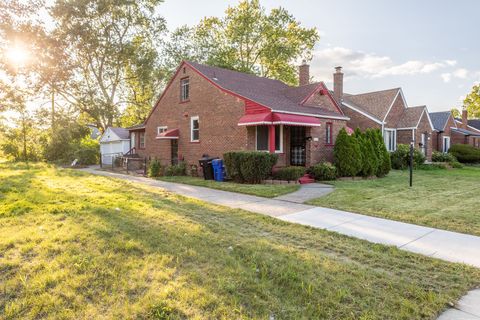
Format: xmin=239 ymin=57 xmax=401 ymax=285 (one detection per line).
xmin=127 ymin=60 xmax=350 ymax=169
xmin=99 ymin=127 xmax=131 ymax=165
xmin=453 ymin=110 xmax=480 ymax=147
xmin=430 ymin=111 xmax=457 ymax=153
xmin=332 ymin=67 xmax=435 ymax=159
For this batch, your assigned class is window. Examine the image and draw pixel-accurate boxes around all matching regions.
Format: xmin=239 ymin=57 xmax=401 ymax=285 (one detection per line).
xmin=157 ymin=126 xmax=168 ymax=135
xmin=383 ymin=129 xmax=396 ymax=152
xmin=256 ymin=125 xmax=283 ymax=152
xmin=180 ymin=77 xmax=189 ymax=101
xmin=443 ymin=136 xmax=450 ymax=153
xmin=325 ymin=123 xmax=333 ymax=144
xmin=190 ymin=116 xmax=199 ymax=142
xmin=139 ymin=132 xmax=145 ymax=149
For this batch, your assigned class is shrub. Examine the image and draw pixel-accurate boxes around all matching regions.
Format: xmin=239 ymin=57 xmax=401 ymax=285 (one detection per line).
xmin=273 ymin=166 xmax=305 ymax=181
xmin=164 ymin=162 xmax=187 ymax=176
xmin=354 ymin=129 xmax=378 ymax=177
xmin=390 ymin=144 xmax=425 ymax=170
xmin=369 ymin=129 xmax=391 ymax=177
xmin=432 ymin=151 xmax=457 ymax=163
xmin=450 ymin=161 xmax=464 ymax=169
xmin=224 ymin=151 xmax=278 ymax=184
xmin=308 ymin=162 xmax=337 ymax=181
xmin=73 ymin=137 xmax=100 ymax=165
xmin=148 ymin=159 xmax=162 ymax=177
xmin=449 ymin=144 xmax=480 ymax=163
xmin=334 ymin=128 xmax=362 ymax=177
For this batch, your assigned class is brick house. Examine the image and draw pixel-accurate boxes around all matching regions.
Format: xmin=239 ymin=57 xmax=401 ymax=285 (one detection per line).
xmin=452 ymin=110 xmax=480 ymax=147
xmin=127 ymin=61 xmax=349 ymax=171
xmin=429 ymin=111 xmax=457 ymax=153
xmin=332 ymin=67 xmax=435 ymax=160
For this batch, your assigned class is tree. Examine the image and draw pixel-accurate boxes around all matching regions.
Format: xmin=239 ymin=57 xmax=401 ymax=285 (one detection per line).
xmin=371 ymin=129 xmax=391 ymax=177
xmin=354 ymin=128 xmax=378 ymax=177
xmin=50 ymin=0 xmax=166 ymax=132
xmin=463 ymin=84 xmax=480 ymax=119
xmin=334 ymin=128 xmax=362 ymax=177
xmin=451 ymin=108 xmax=461 ymax=119
xmin=166 ymin=0 xmax=319 ymax=85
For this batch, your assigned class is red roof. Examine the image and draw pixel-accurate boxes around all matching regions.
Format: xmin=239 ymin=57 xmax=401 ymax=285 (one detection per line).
xmin=155 ymin=128 xmax=179 ymax=139
xmin=238 ymin=112 xmax=321 ymax=127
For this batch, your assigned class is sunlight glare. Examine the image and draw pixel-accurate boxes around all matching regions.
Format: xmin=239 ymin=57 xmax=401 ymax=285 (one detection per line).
xmin=6 ymin=46 xmax=30 ymax=66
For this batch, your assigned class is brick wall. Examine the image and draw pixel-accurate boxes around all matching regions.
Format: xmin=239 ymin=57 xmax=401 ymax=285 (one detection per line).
xmin=143 ymin=64 xmax=248 ymax=168
xmin=397 ymin=129 xmax=414 ymax=145
xmin=414 ymin=112 xmax=433 ymax=160
xmin=384 ymin=95 xmax=405 ymax=128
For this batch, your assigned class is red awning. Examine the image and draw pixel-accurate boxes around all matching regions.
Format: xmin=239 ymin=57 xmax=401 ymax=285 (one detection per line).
xmin=238 ymin=113 xmax=273 ymax=126
xmin=272 ymin=113 xmax=321 ymax=126
xmin=238 ymin=112 xmax=321 ymax=126
xmin=155 ymin=128 xmax=179 ymax=139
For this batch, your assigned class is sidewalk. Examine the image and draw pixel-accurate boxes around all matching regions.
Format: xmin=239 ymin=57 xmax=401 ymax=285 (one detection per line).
xmin=81 ymin=166 xmax=480 ymax=267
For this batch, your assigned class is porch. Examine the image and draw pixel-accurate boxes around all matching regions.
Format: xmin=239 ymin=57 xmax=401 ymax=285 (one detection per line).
xmin=239 ymin=112 xmax=332 ymax=167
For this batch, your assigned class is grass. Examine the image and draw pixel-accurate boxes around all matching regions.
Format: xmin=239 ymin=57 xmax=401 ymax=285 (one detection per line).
xmin=158 ymin=175 xmax=300 ymax=198
xmin=308 ymin=167 xmax=480 ymax=236
xmin=1 ymin=162 xmax=480 ymax=319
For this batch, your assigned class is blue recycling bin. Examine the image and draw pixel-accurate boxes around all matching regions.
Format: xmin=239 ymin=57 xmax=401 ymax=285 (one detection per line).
xmin=212 ymin=159 xmax=225 ymax=182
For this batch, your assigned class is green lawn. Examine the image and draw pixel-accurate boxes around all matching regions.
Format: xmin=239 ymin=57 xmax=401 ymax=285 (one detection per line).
xmin=1 ymin=162 xmax=480 ymax=319
xmin=308 ymin=167 xmax=480 ymax=236
xmin=158 ymin=176 xmax=300 ymax=198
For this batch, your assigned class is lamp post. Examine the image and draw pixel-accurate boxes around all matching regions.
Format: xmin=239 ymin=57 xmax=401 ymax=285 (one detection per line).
xmin=409 ymin=141 xmax=414 ymax=187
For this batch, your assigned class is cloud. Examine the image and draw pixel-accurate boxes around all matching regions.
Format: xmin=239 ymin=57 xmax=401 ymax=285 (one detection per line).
xmin=440 ymin=68 xmax=472 ymax=83
xmin=441 ymin=73 xmax=452 ymax=83
xmin=310 ymin=46 xmax=456 ymax=82
xmin=453 ymin=68 xmax=468 ymax=79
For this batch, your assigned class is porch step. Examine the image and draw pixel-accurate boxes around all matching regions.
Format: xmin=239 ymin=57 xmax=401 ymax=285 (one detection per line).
xmin=298 ymin=174 xmax=315 ymax=184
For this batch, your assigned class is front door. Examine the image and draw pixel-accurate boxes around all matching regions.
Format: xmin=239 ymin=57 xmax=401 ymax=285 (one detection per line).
xmin=443 ymin=136 xmax=450 ymax=153
xmin=171 ymin=140 xmax=178 ymax=165
xmin=421 ymin=133 xmax=426 ymax=155
xmin=290 ymin=126 xmax=306 ymax=166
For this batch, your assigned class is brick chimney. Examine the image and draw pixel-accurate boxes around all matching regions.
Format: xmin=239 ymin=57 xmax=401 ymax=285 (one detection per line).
xmin=462 ymin=108 xmax=468 ymax=129
xmin=333 ymin=66 xmax=343 ymax=102
xmin=299 ymin=60 xmax=310 ymax=86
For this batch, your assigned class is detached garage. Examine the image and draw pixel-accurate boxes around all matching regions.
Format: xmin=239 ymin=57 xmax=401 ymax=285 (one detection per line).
xmin=99 ymin=127 xmax=130 ymax=165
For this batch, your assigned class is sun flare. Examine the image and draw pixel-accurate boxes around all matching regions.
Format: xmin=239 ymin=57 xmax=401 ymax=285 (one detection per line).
xmin=6 ymin=45 xmax=30 ymax=66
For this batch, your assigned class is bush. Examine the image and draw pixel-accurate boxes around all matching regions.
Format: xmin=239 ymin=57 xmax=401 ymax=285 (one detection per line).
xmin=369 ymin=129 xmax=391 ymax=177
xmin=432 ymin=151 xmax=457 ymax=163
xmin=449 ymin=144 xmax=480 ymax=163
xmin=164 ymin=162 xmax=187 ymax=176
xmin=73 ymin=137 xmax=99 ymax=165
xmin=148 ymin=159 xmax=162 ymax=177
xmin=308 ymin=162 xmax=337 ymax=181
xmin=354 ymin=128 xmax=378 ymax=177
xmin=224 ymin=151 xmax=278 ymax=184
xmin=450 ymin=161 xmax=464 ymax=169
xmin=418 ymin=163 xmax=448 ymax=170
xmin=390 ymin=144 xmax=425 ymax=170
xmin=334 ymin=128 xmax=362 ymax=177
xmin=273 ymin=166 xmax=305 ymax=181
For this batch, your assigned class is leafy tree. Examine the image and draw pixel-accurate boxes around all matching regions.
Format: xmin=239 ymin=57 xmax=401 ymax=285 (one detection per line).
xmin=50 ymin=0 xmax=166 ymax=132
xmin=120 ymin=36 xmax=165 ymax=127
xmin=166 ymin=0 xmax=319 ymax=85
xmin=334 ymin=128 xmax=362 ymax=177
xmin=463 ymin=84 xmax=480 ymax=118
xmin=451 ymin=108 xmax=461 ymax=119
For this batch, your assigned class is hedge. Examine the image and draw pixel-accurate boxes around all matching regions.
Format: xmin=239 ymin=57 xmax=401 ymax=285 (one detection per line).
xmin=164 ymin=162 xmax=187 ymax=176
xmin=308 ymin=162 xmax=337 ymax=181
xmin=224 ymin=151 xmax=278 ymax=184
xmin=432 ymin=151 xmax=457 ymax=163
xmin=370 ymin=129 xmax=391 ymax=177
xmin=354 ymin=128 xmax=378 ymax=177
xmin=334 ymin=128 xmax=362 ymax=177
xmin=449 ymin=144 xmax=480 ymax=163
xmin=390 ymin=144 xmax=425 ymax=169
xmin=273 ymin=166 xmax=306 ymax=181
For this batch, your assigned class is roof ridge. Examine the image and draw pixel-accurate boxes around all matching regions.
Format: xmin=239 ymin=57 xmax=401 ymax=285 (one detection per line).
xmin=348 ymin=87 xmax=401 ymax=97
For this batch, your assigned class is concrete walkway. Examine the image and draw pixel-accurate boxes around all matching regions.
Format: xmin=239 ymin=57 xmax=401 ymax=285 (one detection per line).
xmin=79 ymin=167 xmax=480 ymax=319
xmin=274 ymin=183 xmax=333 ymax=203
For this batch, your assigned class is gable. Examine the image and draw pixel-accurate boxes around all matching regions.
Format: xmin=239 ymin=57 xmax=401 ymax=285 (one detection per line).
xmin=384 ymin=93 xmax=407 ymax=127
xmin=100 ymin=127 xmax=124 ymax=143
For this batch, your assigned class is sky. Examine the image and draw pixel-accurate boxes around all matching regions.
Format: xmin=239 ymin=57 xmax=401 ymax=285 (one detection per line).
xmin=160 ymin=0 xmax=480 ymax=112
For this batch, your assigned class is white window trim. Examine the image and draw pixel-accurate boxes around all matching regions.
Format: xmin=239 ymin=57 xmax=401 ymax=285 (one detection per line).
xmin=384 ymin=128 xmax=397 ymax=152
xmin=190 ymin=116 xmax=199 ymax=142
xmin=181 ymin=78 xmax=189 ymax=101
xmin=157 ymin=126 xmax=168 ymax=135
xmin=443 ymin=136 xmax=451 ymax=153
xmin=255 ymin=125 xmax=283 ymax=153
